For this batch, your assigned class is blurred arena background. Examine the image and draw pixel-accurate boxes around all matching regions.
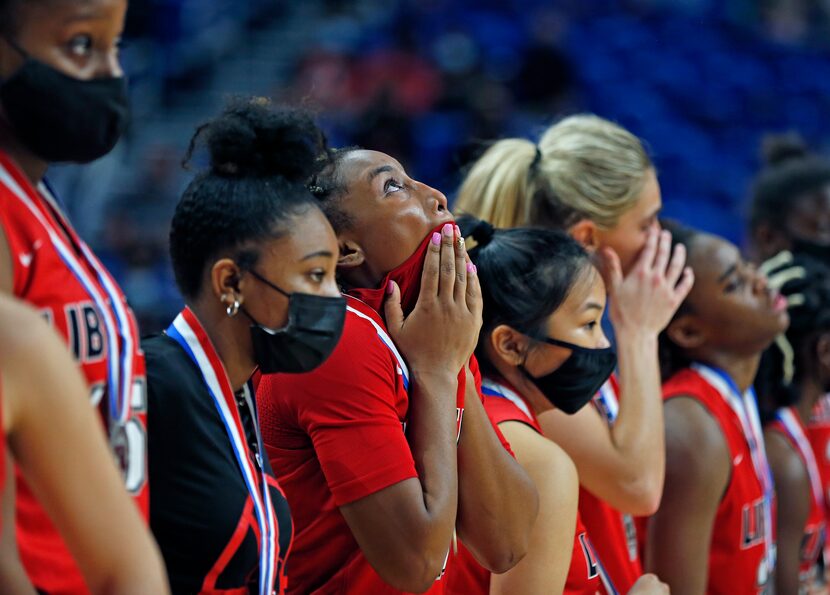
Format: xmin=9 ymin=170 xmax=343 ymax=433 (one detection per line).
xmin=48 ymin=0 xmax=830 ymax=332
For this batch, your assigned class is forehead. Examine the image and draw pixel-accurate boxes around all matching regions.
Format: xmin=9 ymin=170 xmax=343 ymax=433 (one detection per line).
xmin=339 ymin=150 xmax=404 ymax=187
xmin=687 ymin=233 xmax=741 ymax=281
xmin=556 ymin=265 xmax=604 ymax=315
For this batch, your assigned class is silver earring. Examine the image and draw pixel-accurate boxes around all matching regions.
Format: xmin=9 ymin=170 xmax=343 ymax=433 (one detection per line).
xmin=226 ymin=298 xmax=240 ymax=317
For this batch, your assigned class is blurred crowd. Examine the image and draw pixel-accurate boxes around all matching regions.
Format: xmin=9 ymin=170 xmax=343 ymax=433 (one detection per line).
xmin=48 ymin=0 xmax=830 ymax=333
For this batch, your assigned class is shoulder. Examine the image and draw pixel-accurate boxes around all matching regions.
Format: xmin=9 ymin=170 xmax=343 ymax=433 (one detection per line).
xmin=262 ymin=305 xmax=399 ymax=401
xmin=663 ymin=396 xmax=731 ymax=489
xmin=765 ymin=428 xmax=809 ymax=490
xmin=142 ymin=334 xmax=203 ymax=407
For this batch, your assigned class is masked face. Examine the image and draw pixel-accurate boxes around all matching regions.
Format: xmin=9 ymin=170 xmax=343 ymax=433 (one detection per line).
xmin=243 ymin=269 xmax=346 ymax=374
xmin=0 ymin=39 xmax=128 ymax=163
xmin=520 ymin=337 xmax=616 ymax=414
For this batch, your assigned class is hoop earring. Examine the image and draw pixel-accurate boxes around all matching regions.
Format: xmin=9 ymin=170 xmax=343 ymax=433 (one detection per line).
xmin=226 ymin=299 xmax=240 ymax=317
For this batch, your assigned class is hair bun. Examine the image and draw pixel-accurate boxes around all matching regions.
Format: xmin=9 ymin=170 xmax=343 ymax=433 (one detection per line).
xmin=762 ymin=132 xmax=810 ymax=167
xmin=457 ymin=215 xmax=495 ymax=247
xmin=188 ymin=96 xmax=326 ymax=182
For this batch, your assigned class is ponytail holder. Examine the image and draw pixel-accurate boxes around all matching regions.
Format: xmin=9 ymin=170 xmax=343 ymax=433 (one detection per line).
xmin=470 ymin=219 xmax=495 ymax=247
xmin=530 ymin=145 xmax=542 ymax=170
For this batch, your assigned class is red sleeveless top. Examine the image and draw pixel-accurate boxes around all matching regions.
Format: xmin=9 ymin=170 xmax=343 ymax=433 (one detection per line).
xmin=662 ymin=365 xmax=774 ymax=595
xmin=0 ymin=152 xmax=147 ymax=594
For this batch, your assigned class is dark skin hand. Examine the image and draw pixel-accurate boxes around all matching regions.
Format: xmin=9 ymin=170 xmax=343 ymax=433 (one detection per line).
xmin=334 ymin=150 xmax=537 ymax=574
xmin=765 ymin=428 xmax=811 ymax=595
xmin=338 ymin=223 xmax=482 ymax=593
xmin=646 ymin=396 xmax=731 ymax=595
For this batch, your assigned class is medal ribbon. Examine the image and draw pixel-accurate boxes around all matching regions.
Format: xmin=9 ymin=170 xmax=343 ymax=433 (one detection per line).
xmin=693 ymin=363 xmax=776 ymax=569
xmin=167 ymin=307 xmax=278 ymax=595
xmin=0 ymin=156 xmax=134 ymax=425
xmin=776 ymin=406 xmax=825 ymax=509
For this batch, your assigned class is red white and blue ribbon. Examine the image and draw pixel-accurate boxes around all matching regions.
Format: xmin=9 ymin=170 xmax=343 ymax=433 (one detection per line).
xmin=776 ymin=406 xmax=825 ymax=510
xmin=593 ymin=377 xmax=620 ymax=425
xmin=0 ymin=158 xmax=135 ymax=425
xmin=167 ymin=307 xmax=278 ymax=595
xmin=693 ymin=363 xmax=776 ymax=570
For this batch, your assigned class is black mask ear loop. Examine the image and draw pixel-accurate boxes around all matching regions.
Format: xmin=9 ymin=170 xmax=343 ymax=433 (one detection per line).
xmin=247 ymin=269 xmax=292 ymax=298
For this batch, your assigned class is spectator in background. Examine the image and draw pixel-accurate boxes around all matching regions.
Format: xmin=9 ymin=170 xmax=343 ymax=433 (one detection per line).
xmin=748 ymin=133 xmax=830 ymax=265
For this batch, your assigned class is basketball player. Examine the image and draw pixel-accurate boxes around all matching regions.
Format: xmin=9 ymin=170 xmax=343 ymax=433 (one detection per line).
xmin=455 ymin=114 xmax=687 ymax=591
xmin=0 ymin=295 xmax=167 ymax=594
xmin=448 ymin=217 xmax=669 ymax=595
xmin=756 ymin=256 xmax=830 ymax=593
xmin=257 ymin=146 xmax=539 ymax=593
xmin=647 ymin=222 xmax=789 ymax=594
xmin=145 ymin=99 xmax=345 ymax=594
xmin=0 ymin=1 xmax=147 ymax=591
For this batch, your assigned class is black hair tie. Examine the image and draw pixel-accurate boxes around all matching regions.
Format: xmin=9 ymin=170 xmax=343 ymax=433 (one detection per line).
xmin=470 ymin=219 xmax=495 ymax=247
xmin=530 ymin=145 xmax=542 ymax=170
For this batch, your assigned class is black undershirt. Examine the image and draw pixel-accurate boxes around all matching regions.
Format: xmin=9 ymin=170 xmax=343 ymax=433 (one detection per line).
xmin=145 ymin=334 xmax=292 ymax=594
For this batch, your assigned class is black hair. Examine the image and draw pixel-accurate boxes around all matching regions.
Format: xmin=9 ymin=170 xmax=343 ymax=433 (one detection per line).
xmin=755 ymin=256 xmax=830 ymax=421
xmin=169 ymin=97 xmax=328 ymax=299
xmin=308 ymin=146 xmax=362 ymax=233
xmin=458 ymin=215 xmax=595 ymax=378
xmin=749 ymin=133 xmax=830 ymax=233
xmin=657 ymin=220 xmax=700 ymax=381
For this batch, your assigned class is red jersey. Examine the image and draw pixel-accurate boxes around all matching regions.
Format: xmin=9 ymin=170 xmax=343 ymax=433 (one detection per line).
xmin=257 ymin=294 xmax=464 ymax=594
xmin=662 ymin=364 xmax=774 ymax=595
xmin=447 ymin=377 xmax=607 ymax=595
xmin=580 ymin=375 xmax=643 ymax=592
xmin=0 ymin=152 xmax=147 ymax=594
xmin=769 ymin=406 xmax=826 ymax=588
xmin=808 ymin=394 xmax=830 ymax=561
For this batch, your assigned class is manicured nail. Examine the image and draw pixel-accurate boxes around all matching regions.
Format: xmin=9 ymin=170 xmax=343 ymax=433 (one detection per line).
xmin=432 ymin=232 xmax=441 ymax=245
xmin=472 ymin=264 xmax=477 ymax=274
xmin=442 ymin=223 xmax=453 ymax=237
xmin=467 ymin=263 xmax=475 ymax=274
xmin=455 ymin=224 xmax=461 ymax=237
xmin=386 ymin=280 xmax=395 ymax=295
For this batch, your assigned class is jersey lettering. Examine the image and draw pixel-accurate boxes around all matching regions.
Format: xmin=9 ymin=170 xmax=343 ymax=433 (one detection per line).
xmin=578 ymin=532 xmax=600 ymax=579
xmin=111 ymin=377 xmax=147 ymax=494
xmin=62 ymin=301 xmax=106 ymax=364
xmin=742 ymin=497 xmax=766 ymax=549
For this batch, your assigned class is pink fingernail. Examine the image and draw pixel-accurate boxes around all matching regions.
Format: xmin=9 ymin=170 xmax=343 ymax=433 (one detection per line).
xmin=466 ymin=263 xmax=474 ymax=274
xmin=432 ymin=232 xmax=441 ymax=245
xmin=472 ymin=265 xmax=478 ymax=274
xmin=386 ymin=280 xmax=394 ymax=295
xmin=455 ymin=224 xmax=461 ymax=237
xmin=442 ymin=223 xmax=453 ymax=237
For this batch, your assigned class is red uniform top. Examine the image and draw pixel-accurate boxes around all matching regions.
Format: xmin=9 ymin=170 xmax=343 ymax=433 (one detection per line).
xmin=447 ymin=377 xmax=608 ymax=595
xmin=0 ymin=152 xmax=147 ymax=594
xmin=662 ymin=364 xmax=774 ymax=595
xmin=807 ymin=394 xmax=830 ymax=562
xmin=579 ymin=375 xmax=643 ymax=593
xmin=768 ymin=406 xmax=826 ymax=588
xmin=257 ymin=230 xmax=493 ymax=594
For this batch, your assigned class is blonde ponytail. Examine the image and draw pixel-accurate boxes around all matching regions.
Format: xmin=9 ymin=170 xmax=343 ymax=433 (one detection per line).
xmin=456 ymin=114 xmax=652 ymax=230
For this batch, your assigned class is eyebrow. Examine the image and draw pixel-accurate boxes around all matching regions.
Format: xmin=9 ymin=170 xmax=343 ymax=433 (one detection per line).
xmin=367 ymin=165 xmax=395 ymax=182
xmin=301 ymin=250 xmax=335 ymax=261
xmin=65 ymin=3 xmax=108 ymax=22
xmin=717 ymin=262 xmax=738 ymax=283
xmin=582 ymin=301 xmax=604 ymax=312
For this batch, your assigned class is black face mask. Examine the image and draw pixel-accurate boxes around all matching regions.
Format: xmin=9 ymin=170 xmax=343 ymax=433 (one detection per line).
xmin=0 ymin=39 xmax=129 ymax=163
xmin=520 ymin=337 xmax=617 ymax=415
xmin=790 ymin=236 xmax=830 ymax=266
xmin=243 ymin=270 xmax=346 ymax=374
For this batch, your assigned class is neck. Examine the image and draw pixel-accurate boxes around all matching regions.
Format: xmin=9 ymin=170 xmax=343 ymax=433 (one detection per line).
xmin=0 ymin=120 xmax=47 ymax=184
xmin=795 ymin=378 xmax=824 ymax=424
xmin=189 ymin=301 xmax=257 ymax=392
xmin=696 ymin=350 xmax=761 ymax=393
xmin=493 ymin=360 xmax=554 ymax=416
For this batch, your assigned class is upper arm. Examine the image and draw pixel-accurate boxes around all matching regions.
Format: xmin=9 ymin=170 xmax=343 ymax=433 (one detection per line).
xmin=0 ymin=212 xmax=16 ymax=295
xmin=645 ymin=396 xmax=731 ymax=595
xmin=1 ymin=299 xmax=167 ymax=593
xmin=488 ymin=421 xmax=577 ymax=595
xmin=765 ymin=429 xmax=810 ymax=595
xmin=537 ymin=404 xmax=652 ymax=511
